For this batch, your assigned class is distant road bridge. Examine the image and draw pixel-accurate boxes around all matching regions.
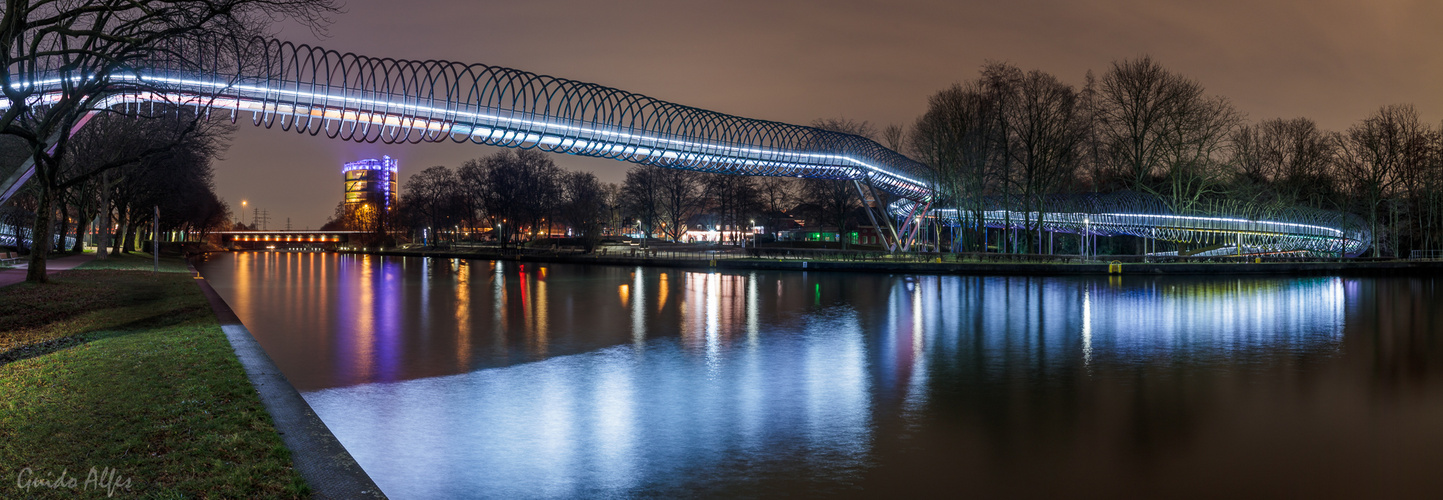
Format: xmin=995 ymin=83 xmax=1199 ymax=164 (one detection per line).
xmin=216 ymin=231 xmax=364 ymax=251
xmin=1 ymin=38 xmax=1370 ymax=256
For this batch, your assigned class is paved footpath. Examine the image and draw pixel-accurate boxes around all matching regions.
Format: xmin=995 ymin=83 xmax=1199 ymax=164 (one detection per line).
xmin=0 ymin=253 xmax=95 ymax=288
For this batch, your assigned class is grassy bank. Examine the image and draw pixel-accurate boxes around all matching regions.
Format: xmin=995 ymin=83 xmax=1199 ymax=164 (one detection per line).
xmin=0 ymin=253 xmax=308 ymax=498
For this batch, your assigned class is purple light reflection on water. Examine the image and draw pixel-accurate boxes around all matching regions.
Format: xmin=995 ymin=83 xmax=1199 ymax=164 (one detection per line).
xmin=375 ymin=256 xmax=404 ymax=383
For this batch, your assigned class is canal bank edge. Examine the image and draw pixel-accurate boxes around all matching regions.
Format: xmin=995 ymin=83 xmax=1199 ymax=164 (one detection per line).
xmin=189 ymin=262 xmax=387 ymax=500
xmin=340 ymin=249 xmax=1443 ymax=276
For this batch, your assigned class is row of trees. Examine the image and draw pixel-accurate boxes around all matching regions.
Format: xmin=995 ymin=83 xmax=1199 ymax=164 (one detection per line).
xmin=909 ymin=57 xmax=1443 ymax=257
xmin=1 ymin=111 xmax=233 ymax=258
xmin=388 ymin=149 xmax=863 ymax=252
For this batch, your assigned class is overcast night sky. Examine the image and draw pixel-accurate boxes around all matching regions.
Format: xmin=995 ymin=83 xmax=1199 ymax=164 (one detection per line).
xmin=215 ymin=0 xmax=1443 ymax=230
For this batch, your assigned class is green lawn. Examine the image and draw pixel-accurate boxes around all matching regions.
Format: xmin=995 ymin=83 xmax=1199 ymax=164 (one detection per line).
xmin=0 ymin=254 xmax=308 ymax=498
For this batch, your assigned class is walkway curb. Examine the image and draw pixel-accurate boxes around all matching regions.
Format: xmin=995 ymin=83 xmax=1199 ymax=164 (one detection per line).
xmin=191 ymin=265 xmax=386 ymax=499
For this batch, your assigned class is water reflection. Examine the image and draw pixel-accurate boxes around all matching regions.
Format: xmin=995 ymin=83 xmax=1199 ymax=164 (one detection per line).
xmin=306 ymin=309 xmax=873 ymax=499
xmin=196 ymin=253 xmax=1443 ymax=498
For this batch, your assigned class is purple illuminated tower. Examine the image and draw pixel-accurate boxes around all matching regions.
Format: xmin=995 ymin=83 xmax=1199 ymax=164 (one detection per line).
xmin=343 ymin=155 xmax=399 ymax=213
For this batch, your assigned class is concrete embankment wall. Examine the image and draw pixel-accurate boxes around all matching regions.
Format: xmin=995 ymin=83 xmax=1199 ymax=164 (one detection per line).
xmin=339 ymin=249 xmax=1443 ymax=276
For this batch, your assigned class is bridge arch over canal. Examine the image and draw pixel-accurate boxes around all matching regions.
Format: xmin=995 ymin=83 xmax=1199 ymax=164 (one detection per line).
xmin=1 ymin=38 xmax=1370 ymax=256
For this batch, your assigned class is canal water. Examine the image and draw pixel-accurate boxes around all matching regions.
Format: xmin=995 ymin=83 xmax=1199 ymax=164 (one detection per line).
xmin=196 ymin=252 xmax=1443 ymax=498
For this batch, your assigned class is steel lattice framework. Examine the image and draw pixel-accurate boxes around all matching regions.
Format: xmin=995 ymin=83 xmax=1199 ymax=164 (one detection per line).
xmin=2 ymin=38 xmax=1371 ymax=256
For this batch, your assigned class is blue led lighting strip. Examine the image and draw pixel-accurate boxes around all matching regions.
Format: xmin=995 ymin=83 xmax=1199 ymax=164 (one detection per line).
xmin=0 ymin=38 xmax=930 ymax=199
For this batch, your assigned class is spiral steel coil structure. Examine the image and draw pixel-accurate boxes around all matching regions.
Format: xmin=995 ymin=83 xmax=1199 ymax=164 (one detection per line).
xmin=895 ymin=192 xmax=1372 ymax=257
xmin=3 ymin=38 xmax=1370 ymax=256
xmin=3 ymin=38 xmax=931 ymax=200
xmin=0 ymin=222 xmax=74 ymax=249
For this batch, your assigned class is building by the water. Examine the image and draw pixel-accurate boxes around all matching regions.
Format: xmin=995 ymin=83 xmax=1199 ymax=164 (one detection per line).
xmin=343 ymin=155 xmax=399 ymax=211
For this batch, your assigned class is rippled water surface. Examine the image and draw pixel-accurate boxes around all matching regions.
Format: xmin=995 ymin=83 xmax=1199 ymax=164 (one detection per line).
xmin=197 ymin=252 xmax=1443 ymax=498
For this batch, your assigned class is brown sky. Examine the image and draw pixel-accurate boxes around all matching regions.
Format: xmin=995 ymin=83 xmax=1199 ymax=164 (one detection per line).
xmin=215 ymin=0 xmax=1443 ymax=229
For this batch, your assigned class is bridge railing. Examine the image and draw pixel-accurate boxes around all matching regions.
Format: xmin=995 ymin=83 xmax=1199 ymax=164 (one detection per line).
xmin=392 ymin=243 xmax=1389 ymax=265
xmin=1409 ymin=250 xmax=1443 ymax=261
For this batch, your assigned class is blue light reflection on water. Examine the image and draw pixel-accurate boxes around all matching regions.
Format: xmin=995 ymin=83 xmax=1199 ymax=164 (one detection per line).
xmin=307 ymin=308 xmax=873 ymax=498
xmin=197 ymin=253 xmax=1442 ymax=498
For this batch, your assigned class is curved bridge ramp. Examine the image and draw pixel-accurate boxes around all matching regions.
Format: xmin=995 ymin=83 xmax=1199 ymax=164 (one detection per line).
xmin=897 ymin=192 xmax=1371 ymax=257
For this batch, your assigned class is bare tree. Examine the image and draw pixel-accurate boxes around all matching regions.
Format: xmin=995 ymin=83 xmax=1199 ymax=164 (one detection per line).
xmin=702 ymin=173 xmax=761 ymax=245
xmin=62 ymin=112 xmax=231 ymax=256
xmin=402 ymin=166 xmax=462 ymax=243
xmin=911 ymin=82 xmax=1004 ymax=251
xmin=812 ymin=118 xmax=877 ymax=141
xmin=454 ymin=160 xmax=488 ymax=236
xmin=1159 ymin=94 xmax=1240 ymax=213
xmin=1416 ymin=125 xmax=1443 ymax=253
xmin=558 ymin=171 xmax=607 ymax=251
xmin=600 ymin=182 xmax=624 ymax=236
xmin=1228 ymin=118 xmax=1336 ymax=208
xmin=881 ymin=124 xmax=906 ymax=151
xmin=469 ymin=149 xmax=562 ymax=248
xmin=808 ymin=118 xmax=879 ymax=248
xmin=801 ymin=178 xmax=858 ymax=247
xmin=1095 ymin=56 xmax=1240 ymax=213
xmin=656 ymin=169 xmax=702 ymax=242
xmin=756 ymin=177 xmax=797 ymax=214
xmin=620 ymin=166 xmax=661 ymax=238
xmin=1336 ymin=104 xmax=1422 ymax=257
xmin=1 ymin=0 xmax=339 ymax=281
xmin=1002 ymin=67 xmax=1085 ymax=253
xmin=1393 ymin=121 xmax=1439 ymax=254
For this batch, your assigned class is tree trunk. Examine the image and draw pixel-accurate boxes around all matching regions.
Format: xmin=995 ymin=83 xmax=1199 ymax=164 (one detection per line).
xmin=111 ymin=213 xmax=124 ymax=255
xmin=25 ymin=184 xmax=54 ymax=283
xmin=97 ymin=204 xmax=112 ymax=259
xmin=96 ymin=175 xmax=112 ymax=259
xmin=124 ymin=222 xmax=137 ymax=254
xmin=56 ymin=202 xmax=70 ymax=253
xmin=72 ymin=210 xmax=90 ymax=253
xmin=115 ymin=206 xmax=130 ymax=255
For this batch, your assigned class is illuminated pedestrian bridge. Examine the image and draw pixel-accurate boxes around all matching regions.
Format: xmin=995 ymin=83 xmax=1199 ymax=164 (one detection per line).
xmin=896 ymin=191 xmax=1371 ymax=257
xmin=2 ymin=38 xmax=1370 ymax=256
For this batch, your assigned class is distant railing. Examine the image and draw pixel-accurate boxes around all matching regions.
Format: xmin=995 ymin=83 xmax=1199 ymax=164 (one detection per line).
xmin=388 ymin=244 xmax=1375 ymax=265
xmin=1409 ymin=250 xmax=1443 ymax=261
